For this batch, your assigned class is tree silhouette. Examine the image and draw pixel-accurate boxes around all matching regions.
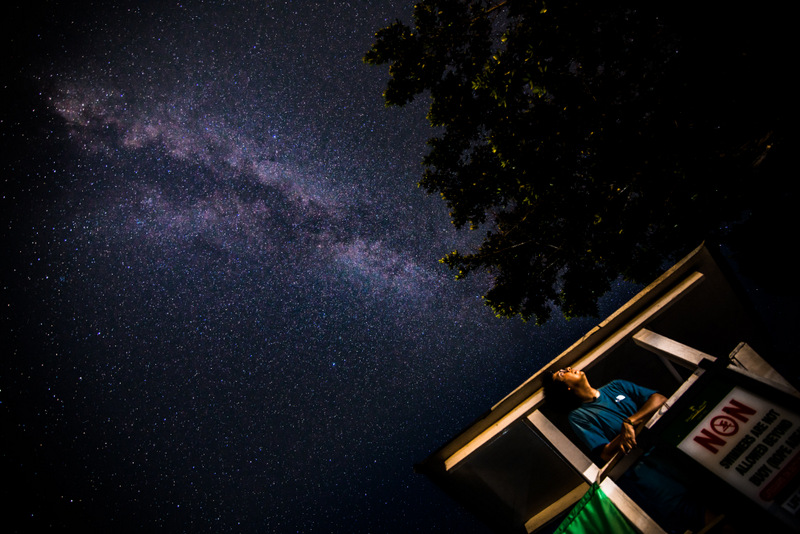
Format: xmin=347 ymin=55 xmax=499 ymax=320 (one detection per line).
xmin=366 ymin=0 xmax=787 ymax=324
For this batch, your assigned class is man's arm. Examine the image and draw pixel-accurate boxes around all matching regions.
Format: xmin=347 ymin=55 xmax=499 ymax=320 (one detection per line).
xmin=598 ymin=392 xmax=667 ymax=462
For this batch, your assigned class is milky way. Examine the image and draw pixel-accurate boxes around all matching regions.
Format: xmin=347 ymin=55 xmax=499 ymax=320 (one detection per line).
xmin=3 ymin=2 xmax=639 ymax=533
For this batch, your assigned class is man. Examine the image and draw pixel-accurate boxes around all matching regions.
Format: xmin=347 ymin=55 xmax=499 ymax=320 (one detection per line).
xmin=543 ymin=367 xmax=709 ymax=533
xmin=546 ymin=367 xmax=667 ymax=462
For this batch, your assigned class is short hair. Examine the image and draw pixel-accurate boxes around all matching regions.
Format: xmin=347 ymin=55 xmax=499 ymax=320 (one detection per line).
xmin=542 ymin=369 xmax=583 ymax=413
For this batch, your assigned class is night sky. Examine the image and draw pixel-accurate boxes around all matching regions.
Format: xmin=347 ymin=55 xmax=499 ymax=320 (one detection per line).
xmin=3 ymin=1 xmax=763 ymax=532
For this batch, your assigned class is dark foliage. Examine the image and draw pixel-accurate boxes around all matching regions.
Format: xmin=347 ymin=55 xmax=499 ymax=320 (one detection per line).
xmin=366 ymin=0 xmax=788 ymax=323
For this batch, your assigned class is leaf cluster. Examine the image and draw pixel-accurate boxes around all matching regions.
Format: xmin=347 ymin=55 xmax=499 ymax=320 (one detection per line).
xmin=365 ymin=0 xmax=783 ymax=324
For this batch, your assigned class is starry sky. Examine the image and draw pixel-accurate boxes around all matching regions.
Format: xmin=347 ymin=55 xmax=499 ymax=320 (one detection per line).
xmin=0 ymin=1 xmax=702 ymax=532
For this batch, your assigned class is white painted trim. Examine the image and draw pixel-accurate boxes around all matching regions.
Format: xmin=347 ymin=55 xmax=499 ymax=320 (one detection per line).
xmin=633 ymin=328 xmax=717 ymax=368
xmin=444 ymin=272 xmax=705 ymax=471
xmin=527 ymin=411 xmax=598 ymax=481
xmin=729 ymin=343 xmax=799 ymax=394
xmin=522 ymin=412 xmax=599 ymax=532
xmin=524 ymin=483 xmax=590 ymax=533
xmin=444 ymin=390 xmax=544 ymax=470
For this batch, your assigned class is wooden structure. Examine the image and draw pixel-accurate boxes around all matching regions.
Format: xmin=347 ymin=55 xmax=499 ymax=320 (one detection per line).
xmin=415 ymin=244 xmax=800 ymax=532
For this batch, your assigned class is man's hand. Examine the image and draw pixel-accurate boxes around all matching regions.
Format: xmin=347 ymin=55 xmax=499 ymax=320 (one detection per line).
xmin=599 ymin=392 xmax=667 ymax=462
xmin=620 ymin=420 xmax=637 ymax=453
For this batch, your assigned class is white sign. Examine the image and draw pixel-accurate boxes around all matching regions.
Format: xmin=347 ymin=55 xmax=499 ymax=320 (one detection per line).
xmin=678 ymin=387 xmax=800 ymax=507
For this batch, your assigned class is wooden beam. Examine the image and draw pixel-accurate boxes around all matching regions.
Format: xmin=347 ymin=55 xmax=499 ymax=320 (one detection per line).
xmin=522 ymin=412 xmax=598 ymax=532
xmin=443 ymin=272 xmax=705 ymax=471
xmin=444 ymin=390 xmax=543 ymax=470
xmin=729 ymin=342 xmax=799 ymax=394
xmin=632 ymin=328 xmax=717 ymax=368
xmin=527 ymin=411 xmax=598 ymax=481
xmin=524 ymin=483 xmax=589 ymax=533
xmin=571 ymin=272 xmax=706 ymax=373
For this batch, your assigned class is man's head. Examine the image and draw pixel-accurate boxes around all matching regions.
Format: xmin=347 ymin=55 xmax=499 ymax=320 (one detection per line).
xmin=543 ymin=367 xmax=590 ymax=412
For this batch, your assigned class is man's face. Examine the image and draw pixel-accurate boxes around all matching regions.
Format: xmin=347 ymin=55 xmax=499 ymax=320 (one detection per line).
xmin=552 ymin=367 xmax=587 ymax=389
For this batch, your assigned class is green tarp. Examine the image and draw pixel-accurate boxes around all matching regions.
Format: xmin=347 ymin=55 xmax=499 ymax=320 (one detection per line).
xmin=554 ymin=483 xmax=637 ymax=534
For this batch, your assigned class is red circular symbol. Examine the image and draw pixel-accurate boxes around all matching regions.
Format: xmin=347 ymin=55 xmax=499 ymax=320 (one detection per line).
xmin=710 ymin=415 xmax=739 ymax=436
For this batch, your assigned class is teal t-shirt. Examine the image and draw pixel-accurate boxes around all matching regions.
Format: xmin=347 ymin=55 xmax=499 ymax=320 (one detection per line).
xmin=568 ymin=379 xmax=657 ymax=457
xmin=568 ymin=380 xmax=704 ymax=531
